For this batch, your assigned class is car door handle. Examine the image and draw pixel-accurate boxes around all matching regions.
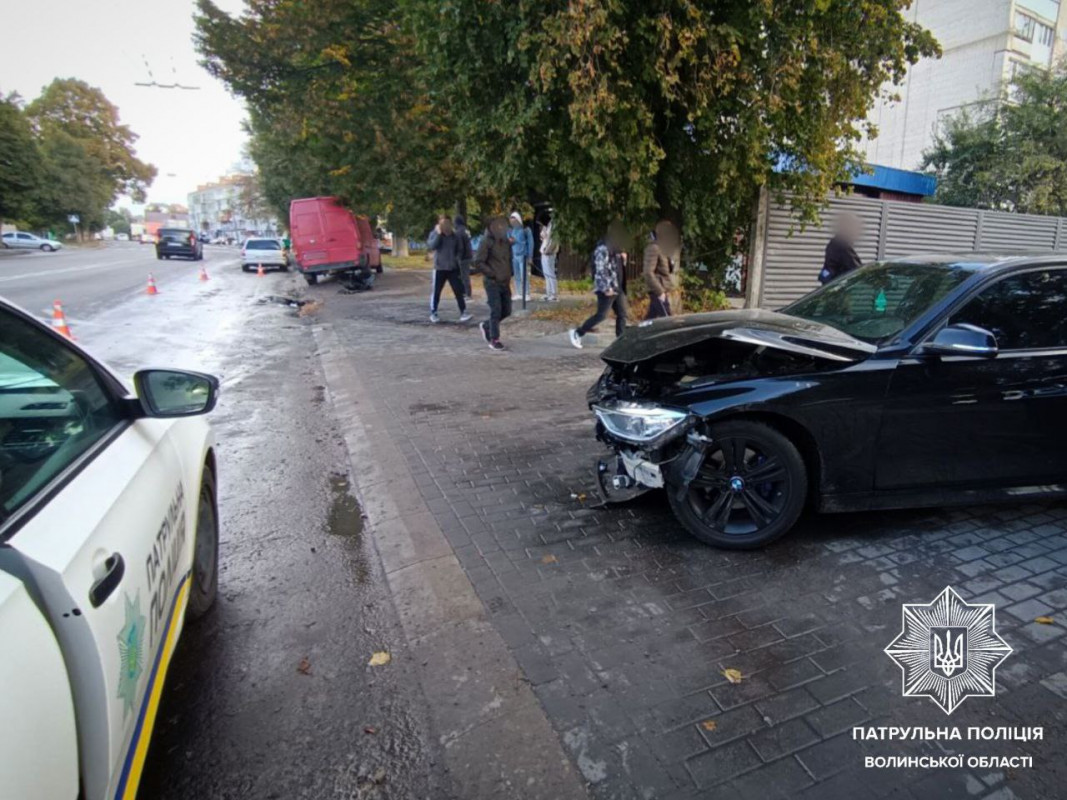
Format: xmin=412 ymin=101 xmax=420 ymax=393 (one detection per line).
xmin=89 ymin=553 xmax=125 ymax=608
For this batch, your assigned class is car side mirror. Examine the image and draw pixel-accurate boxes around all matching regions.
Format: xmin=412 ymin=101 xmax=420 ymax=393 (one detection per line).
xmin=923 ymin=324 xmax=998 ymax=358
xmin=133 ymin=369 xmax=219 ymax=417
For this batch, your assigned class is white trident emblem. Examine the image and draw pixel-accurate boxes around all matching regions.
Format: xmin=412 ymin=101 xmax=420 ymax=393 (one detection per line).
xmin=885 ymin=586 xmax=1011 ymax=714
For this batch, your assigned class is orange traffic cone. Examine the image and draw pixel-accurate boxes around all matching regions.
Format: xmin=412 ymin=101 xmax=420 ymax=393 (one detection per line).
xmin=198 ymin=266 xmax=209 ymax=282
xmin=146 ymin=274 xmax=159 ymax=295
xmin=257 ymin=264 xmax=265 ymax=278
xmin=52 ymin=300 xmax=74 ymax=340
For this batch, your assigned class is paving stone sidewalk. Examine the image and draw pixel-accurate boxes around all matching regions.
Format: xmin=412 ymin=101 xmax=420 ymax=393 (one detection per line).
xmin=311 ymin=271 xmax=1067 ymax=800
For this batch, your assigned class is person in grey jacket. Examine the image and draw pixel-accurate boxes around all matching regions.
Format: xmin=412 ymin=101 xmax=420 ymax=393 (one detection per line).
xmin=427 ymin=216 xmax=472 ymax=323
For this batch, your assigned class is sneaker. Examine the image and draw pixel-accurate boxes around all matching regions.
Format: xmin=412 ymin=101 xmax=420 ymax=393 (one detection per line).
xmin=568 ymin=329 xmax=583 ymax=349
xmin=430 ymin=311 xmax=440 ymax=323
xmin=459 ymin=311 xmax=473 ymax=322
xmin=511 ymin=294 xmax=522 ymax=301
xmin=479 ymin=321 xmax=491 ymax=343
xmin=489 ymin=340 xmax=506 ymax=351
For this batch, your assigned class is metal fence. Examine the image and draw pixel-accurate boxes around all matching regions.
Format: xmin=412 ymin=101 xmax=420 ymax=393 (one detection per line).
xmin=750 ymin=193 xmax=1067 ymax=309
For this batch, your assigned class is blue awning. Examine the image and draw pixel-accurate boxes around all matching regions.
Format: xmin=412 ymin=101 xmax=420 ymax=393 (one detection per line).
xmin=772 ymin=154 xmax=937 ymax=197
xmin=848 ymin=163 xmax=936 ymax=197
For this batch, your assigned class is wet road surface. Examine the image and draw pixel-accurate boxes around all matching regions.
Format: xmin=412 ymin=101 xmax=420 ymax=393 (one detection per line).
xmin=0 ymin=245 xmax=444 ymax=799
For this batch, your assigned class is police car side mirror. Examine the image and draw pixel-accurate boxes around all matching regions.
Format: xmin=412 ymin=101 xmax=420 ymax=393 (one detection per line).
xmin=133 ymin=369 xmax=220 ymax=417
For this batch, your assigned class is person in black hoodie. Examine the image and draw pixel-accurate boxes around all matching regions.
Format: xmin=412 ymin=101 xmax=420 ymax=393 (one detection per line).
xmin=471 ymin=216 xmax=513 ymax=351
xmin=818 ymin=213 xmax=863 ymax=285
xmin=427 ymin=216 xmax=472 ymax=323
xmin=454 ymin=214 xmax=474 ymax=299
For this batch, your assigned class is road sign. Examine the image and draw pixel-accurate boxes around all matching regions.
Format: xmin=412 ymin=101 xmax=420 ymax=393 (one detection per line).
xmin=68 ymin=214 xmax=80 ymax=224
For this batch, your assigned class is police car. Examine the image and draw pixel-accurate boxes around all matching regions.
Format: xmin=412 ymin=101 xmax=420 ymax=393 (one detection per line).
xmin=0 ymin=297 xmax=220 ymax=800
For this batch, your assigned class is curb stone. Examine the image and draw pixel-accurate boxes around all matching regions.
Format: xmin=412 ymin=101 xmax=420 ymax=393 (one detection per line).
xmin=312 ymin=322 xmax=590 ymax=800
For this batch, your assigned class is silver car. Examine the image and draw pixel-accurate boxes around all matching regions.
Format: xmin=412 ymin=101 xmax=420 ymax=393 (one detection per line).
xmin=1 ymin=232 xmax=63 ymax=252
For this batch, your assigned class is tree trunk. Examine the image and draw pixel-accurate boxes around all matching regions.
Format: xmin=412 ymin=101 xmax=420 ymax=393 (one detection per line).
xmin=394 ymin=236 xmax=410 ymax=258
xmin=455 ymin=197 xmax=468 ymax=220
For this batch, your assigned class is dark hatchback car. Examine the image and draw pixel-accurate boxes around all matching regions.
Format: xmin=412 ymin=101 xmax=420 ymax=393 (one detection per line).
xmin=155 ymin=228 xmax=203 ymax=261
xmin=588 ymin=254 xmax=1067 ymax=548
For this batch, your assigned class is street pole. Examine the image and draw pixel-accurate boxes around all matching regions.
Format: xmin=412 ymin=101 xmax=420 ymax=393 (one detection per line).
xmin=522 ymin=261 xmax=528 ymax=310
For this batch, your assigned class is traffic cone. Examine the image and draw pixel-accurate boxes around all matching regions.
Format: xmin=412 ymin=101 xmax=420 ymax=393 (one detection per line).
xmin=146 ymin=274 xmax=159 ymax=295
xmin=52 ymin=300 xmax=74 ymax=340
xmin=198 ymin=266 xmax=209 ymax=282
xmin=257 ymin=264 xmax=265 ymax=278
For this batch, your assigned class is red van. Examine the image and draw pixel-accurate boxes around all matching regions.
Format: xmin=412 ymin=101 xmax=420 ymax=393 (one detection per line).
xmin=289 ymin=197 xmax=363 ymax=286
xmin=354 ymin=216 xmax=382 ymax=274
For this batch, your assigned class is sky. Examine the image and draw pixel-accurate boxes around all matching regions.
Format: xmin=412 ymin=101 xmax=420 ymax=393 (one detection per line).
xmin=0 ymin=0 xmax=248 ymax=210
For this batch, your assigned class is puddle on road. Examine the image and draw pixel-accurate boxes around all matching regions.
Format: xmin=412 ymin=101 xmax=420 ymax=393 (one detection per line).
xmin=327 ymin=472 xmax=370 ymax=583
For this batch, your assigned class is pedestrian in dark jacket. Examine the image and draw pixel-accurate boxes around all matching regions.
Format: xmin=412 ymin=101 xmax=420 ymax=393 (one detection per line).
xmin=643 ymin=220 xmax=681 ymax=319
xmin=472 ymin=216 xmax=513 ymax=351
xmin=818 ymin=213 xmax=863 ymax=285
xmin=427 ymin=216 xmax=471 ymax=323
xmin=569 ymin=222 xmax=629 ymax=348
xmin=454 ymin=214 xmax=474 ymax=299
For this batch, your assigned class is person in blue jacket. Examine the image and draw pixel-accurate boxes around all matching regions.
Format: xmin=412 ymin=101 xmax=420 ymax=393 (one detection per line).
xmin=506 ymin=211 xmax=534 ymax=301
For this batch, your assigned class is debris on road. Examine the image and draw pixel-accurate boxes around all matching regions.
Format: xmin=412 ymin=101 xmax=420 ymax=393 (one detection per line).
xmin=368 ymin=651 xmax=391 ymax=667
xmin=297 ymin=657 xmax=312 ymax=675
xmin=722 ymin=668 xmax=743 ymax=684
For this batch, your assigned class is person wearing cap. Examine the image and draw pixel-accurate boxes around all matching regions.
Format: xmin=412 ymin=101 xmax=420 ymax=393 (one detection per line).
xmin=507 ymin=211 xmax=534 ymax=302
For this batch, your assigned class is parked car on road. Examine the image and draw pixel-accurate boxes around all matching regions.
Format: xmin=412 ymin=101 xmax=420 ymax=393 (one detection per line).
xmin=139 ymin=233 xmax=156 ymax=245
xmin=0 ymin=296 xmax=220 ymax=800
xmin=155 ymin=228 xmax=203 ymax=261
xmin=115 ymin=233 xmax=130 ymax=241
xmin=589 ymin=254 xmax=1067 ymax=548
xmin=2 ymin=232 xmax=62 ymax=252
xmin=241 ymin=237 xmax=289 ymax=273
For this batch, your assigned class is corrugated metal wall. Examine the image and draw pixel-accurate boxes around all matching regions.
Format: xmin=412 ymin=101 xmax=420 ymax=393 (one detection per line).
xmin=755 ymin=195 xmax=1067 ymax=308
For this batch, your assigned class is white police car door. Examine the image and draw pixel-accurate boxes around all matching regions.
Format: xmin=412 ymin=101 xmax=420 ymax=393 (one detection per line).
xmin=0 ymin=304 xmax=191 ymax=800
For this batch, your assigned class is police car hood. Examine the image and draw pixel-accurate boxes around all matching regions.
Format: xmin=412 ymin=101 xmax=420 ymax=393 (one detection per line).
xmin=600 ymin=309 xmax=876 ymax=366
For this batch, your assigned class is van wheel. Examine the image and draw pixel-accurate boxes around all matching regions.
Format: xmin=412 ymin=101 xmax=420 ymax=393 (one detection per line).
xmin=304 ymin=274 xmax=318 ymax=285
xmin=187 ymin=467 xmax=219 ymax=620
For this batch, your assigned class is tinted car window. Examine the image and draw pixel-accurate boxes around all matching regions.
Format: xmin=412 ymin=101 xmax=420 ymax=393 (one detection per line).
xmin=245 ymin=240 xmax=280 ymax=250
xmin=159 ymin=229 xmax=193 ymax=240
xmin=950 ymin=269 xmax=1067 ymax=350
xmin=785 ymin=262 xmax=975 ymax=343
xmin=0 ymin=308 xmax=125 ymax=521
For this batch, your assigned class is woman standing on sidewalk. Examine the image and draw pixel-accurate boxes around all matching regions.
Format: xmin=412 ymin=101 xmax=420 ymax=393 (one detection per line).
xmin=540 ymin=214 xmax=560 ymax=302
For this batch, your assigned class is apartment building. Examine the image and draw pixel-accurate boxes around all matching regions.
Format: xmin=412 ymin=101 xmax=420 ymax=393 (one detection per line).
xmin=860 ymin=0 xmax=1067 ymax=171
xmin=187 ymin=175 xmax=278 ymax=237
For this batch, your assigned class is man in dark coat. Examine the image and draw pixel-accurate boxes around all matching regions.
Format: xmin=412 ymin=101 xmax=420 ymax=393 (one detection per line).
xmin=471 ymin=216 xmax=513 ymax=351
xmin=818 ymin=213 xmax=863 ymax=285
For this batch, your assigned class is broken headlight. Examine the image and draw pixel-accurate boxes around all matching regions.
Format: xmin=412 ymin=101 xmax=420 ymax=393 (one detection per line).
xmin=593 ymin=401 xmax=689 ymax=444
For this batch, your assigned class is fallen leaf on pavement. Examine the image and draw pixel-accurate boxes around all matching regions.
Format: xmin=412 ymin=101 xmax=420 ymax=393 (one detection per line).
xmin=541 ymin=554 xmax=558 ymax=564
xmin=1035 ymin=616 xmax=1055 ymax=625
xmin=368 ymin=651 xmax=392 ymax=667
xmin=364 ymin=726 xmax=378 ymax=735
xmin=297 ymin=657 xmax=312 ymax=675
xmin=372 ymin=767 xmax=387 ymax=784
xmin=722 ymin=668 xmax=743 ymax=684
xmin=701 ymin=720 xmax=718 ymax=732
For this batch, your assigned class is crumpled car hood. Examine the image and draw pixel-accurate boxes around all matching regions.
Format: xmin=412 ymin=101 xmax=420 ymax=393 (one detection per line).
xmin=601 ymin=309 xmax=876 ymax=367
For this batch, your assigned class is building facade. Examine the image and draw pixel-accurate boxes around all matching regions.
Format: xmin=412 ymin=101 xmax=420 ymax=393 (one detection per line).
xmin=187 ymin=175 xmax=279 ymax=239
xmin=860 ymin=0 xmax=1067 ymax=171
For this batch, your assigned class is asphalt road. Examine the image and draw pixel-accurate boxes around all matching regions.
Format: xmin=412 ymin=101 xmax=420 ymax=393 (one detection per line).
xmin=2 ymin=244 xmax=442 ymax=799
xmin=0 ymin=241 xmax=236 ymax=323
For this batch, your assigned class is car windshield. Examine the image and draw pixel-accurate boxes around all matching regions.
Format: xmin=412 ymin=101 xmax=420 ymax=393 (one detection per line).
xmin=783 ymin=261 xmax=977 ymax=343
xmin=245 ymin=240 xmax=280 ymax=250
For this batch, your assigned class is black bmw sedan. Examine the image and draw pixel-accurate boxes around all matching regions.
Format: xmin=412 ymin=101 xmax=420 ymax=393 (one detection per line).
xmin=587 ymin=254 xmax=1067 ymax=548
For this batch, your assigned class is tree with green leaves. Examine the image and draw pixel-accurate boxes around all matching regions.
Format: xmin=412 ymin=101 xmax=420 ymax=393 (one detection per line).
xmin=0 ymin=92 xmax=44 ymax=227
xmin=194 ymin=0 xmax=463 ymax=247
xmin=26 ymin=78 xmax=155 ymax=234
xmin=406 ymin=0 xmax=938 ymax=266
xmin=923 ymin=63 xmax=1067 ymax=216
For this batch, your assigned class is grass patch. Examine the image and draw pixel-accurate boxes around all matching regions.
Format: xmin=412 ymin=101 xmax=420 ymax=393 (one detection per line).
xmin=382 ymin=253 xmax=431 ymax=270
